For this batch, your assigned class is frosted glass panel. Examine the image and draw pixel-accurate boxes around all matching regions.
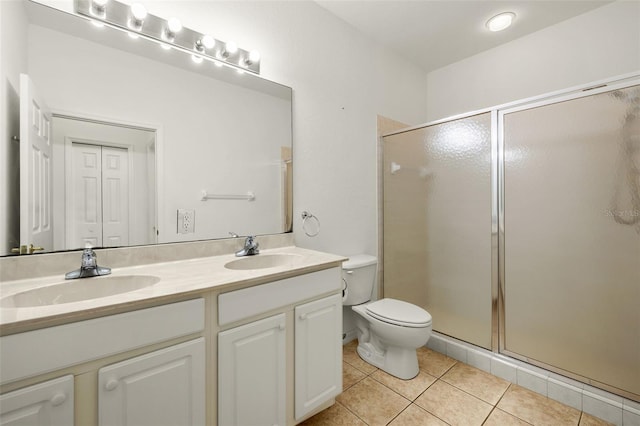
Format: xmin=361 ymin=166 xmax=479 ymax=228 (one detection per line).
xmin=383 ymin=113 xmax=492 ymax=349
xmin=503 ymin=85 xmax=640 ymax=396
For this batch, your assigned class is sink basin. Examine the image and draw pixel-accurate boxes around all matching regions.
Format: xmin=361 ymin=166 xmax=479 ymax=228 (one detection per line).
xmin=224 ymin=254 xmax=303 ymax=270
xmin=0 ymin=275 xmax=160 ymax=308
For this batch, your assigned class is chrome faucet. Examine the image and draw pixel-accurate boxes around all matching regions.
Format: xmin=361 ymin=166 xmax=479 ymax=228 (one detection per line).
xmin=235 ymin=235 xmax=259 ymax=257
xmin=65 ymin=247 xmax=112 ymax=280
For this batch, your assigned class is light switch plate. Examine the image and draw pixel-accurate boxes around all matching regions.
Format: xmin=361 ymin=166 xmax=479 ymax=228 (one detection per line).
xmin=177 ymin=209 xmax=195 ymax=234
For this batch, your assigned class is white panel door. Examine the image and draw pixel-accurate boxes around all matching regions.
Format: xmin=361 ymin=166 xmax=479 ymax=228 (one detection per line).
xmin=68 ymin=144 xmax=129 ymax=248
xmin=19 ymin=74 xmax=53 ymax=253
xmin=294 ymin=294 xmax=342 ymax=420
xmin=0 ymin=375 xmax=73 ymax=426
xmin=71 ymin=143 xmax=102 ymax=248
xmin=98 ymin=338 xmax=205 ymax=426
xmin=101 ymin=146 xmax=129 ymax=247
xmin=218 ymin=314 xmax=286 ymax=426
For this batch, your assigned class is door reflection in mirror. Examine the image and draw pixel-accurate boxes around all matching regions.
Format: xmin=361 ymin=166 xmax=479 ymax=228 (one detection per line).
xmin=53 ymin=116 xmax=157 ymax=251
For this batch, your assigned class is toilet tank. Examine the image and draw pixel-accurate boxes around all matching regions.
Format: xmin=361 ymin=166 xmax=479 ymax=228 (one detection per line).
xmin=342 ymin=255 xmax=377 ymax=306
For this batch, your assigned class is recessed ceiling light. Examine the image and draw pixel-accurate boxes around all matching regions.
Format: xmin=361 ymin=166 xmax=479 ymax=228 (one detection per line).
xmin=486 ymin=12 xmax=515 ymax=32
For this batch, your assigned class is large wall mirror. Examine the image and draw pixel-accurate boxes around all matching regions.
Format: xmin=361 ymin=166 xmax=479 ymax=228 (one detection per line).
xmin=1 ymin=0 xmax=293 ymax=256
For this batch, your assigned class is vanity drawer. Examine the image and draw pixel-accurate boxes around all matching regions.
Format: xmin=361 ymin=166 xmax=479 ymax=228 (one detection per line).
xmin=0 ymin=298 xmax=204 ymax=385
xmin=218 ymin=267 xmax=341 ymax=326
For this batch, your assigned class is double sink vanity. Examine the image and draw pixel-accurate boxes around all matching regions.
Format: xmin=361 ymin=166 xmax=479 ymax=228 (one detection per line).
xmin=0 ymin=236 xmax=346 ymax=425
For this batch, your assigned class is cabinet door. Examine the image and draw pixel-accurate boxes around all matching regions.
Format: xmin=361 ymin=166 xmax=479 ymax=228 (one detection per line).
xmin=295 ymin=293 xmax=342 ymax=420
xmin=218 ymin=313 xmax=286 ymax=426
xmin=0 ymin=375 xmax=73 ymax=426
xmin=98 ymin=338 xmax=205 ymax=426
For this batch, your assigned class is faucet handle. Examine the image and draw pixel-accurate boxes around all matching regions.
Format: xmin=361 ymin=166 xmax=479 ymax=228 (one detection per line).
xmin=81 ymin=247 xmax=97 ymax=268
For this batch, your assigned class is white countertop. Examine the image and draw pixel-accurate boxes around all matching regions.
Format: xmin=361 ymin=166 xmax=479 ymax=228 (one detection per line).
xmin=0 ymin=246 xmax=346 ymax=334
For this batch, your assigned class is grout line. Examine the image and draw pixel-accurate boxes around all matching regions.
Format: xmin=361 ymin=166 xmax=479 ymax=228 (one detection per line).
xmin=433 ymin=377 xmax=495 ymax=409
xmin=412 ymin=399 xmax=454 ymax=425
xmin=481 ymin=406 xmax=498 ymax=425
xmin=442 ymin=376 xmax=509 ymax=407
xmin=384 ymin=404 xmax=408 ymax=425
xmin=336 ymin=400 xmax=369 ymax=425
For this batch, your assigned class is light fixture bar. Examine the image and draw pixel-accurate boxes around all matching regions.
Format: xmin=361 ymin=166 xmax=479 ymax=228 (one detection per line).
xmin=76 ymin=0 xmax=260 ymax=74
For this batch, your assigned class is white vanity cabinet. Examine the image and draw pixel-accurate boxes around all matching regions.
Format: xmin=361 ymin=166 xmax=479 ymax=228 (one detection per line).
xmin=0 ymin=375 xmax=74 ymax=426
xmin=294 ymin=294 xmax=342 ymax=420
xmin=217 ymin=267 xmax=343 ymax=425
xmin=0 ymin=299 xmax=205 ymax=426
xmin=218 ymin=314 xmax=287 ymax=426
xmin=98 ymin=338 xmax=205 ymax=426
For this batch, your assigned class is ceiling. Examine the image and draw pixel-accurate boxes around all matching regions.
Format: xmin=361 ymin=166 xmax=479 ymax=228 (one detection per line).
xmin=315 ymin=0 xmax=612 ymax=73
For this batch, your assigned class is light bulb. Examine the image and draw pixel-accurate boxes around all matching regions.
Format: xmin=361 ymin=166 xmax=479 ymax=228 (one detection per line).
xmin=130 ymin=3 xmax=147 ymax=21
xmin=201 ymin=35 xmax=215 ymax=50
xmin=192 ymin=55 xmax=203 ymax=64
xmin=93 ymin=0 xmax=108 ymax=7
xmin=248 ymin=50 xmax=260 ymax=63
xmin=225 ymin=41 xmax=238 ymax=55
xmin=486 ymin=12 xmax=515 ymax=32
xmin=167 ymin=17 xmax=182 ymax=33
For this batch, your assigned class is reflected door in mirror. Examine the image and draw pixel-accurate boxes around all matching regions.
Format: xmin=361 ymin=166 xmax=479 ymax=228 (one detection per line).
xmin=69 ymin=144 xmax=129 ymax=249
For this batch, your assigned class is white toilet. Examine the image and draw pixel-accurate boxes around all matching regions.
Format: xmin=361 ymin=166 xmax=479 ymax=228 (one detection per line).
xmin=343 ymin=255 xmax=432 ymax=380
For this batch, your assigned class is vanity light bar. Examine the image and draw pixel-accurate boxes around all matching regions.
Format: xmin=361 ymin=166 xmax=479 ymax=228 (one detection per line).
xmin=76 ymin=0 xmax=260 ymax=74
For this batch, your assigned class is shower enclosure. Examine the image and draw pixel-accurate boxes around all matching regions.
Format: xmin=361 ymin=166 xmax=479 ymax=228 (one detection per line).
xmin=382 ymin=79 xmax=639 ymax=401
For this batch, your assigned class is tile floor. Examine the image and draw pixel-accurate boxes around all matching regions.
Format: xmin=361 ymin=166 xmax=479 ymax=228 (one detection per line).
xmin=301 ymin=341 xmax=614 ymax=426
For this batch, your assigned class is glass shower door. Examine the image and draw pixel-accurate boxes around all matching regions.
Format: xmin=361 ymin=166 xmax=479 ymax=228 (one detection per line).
xmin=383 ymin=112 xmax=493 ymax=349
xmin=501 ymin=85 xmax=640 ymax=398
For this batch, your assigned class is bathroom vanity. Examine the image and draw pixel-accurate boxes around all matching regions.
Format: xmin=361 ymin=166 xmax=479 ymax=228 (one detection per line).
xmin=0 ymin=244 xmax=345 ymax=426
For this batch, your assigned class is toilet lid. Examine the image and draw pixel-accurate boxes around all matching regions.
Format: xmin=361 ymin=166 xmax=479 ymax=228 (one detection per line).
xmin=366 ymin=298 xmax=432 ymax=328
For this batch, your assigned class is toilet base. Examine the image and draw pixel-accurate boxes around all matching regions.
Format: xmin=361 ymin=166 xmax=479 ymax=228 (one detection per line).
xmin=356 ymin=342 xmax=419 ymax=380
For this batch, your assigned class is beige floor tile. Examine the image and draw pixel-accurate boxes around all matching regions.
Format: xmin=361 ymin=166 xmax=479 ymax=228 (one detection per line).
xmin=370 ymin=369 xmax=437 ymax=401
xmin=497 ymin=384 xmax=581 ymax=426
xmin=414 ymin=380 xmax=493 ymax=425
xmin=388 ymin=404 xmax=448 ymax=426
xmin=337 ymin=377 xmax=410 ymax=426
xmin=343 ymin=362 xmax=367 ymax=391
xmin=416 ymin=347 xmax=457 ymax=377
xmin=483 ymin=409 xmax=531 ymax=425
xmin=579 ymin=412 xmax=616 ymax=426
xmin=441 ymin=363 xmax=510 ymax=404
xmin=343 ymin=341 xmax=378 ymax=374
xmin=299 ymin=402 xmax=367 ymax=426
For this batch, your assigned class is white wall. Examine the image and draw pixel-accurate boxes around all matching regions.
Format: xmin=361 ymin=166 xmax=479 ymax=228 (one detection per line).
xmin=0 ymin=0 xmax=28 ymax=256
xmin=426 ymin=1 xmax=640 ymax=121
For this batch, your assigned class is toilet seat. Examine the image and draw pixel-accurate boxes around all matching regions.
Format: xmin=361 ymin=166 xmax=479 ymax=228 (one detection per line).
xmin=365 ymin=298 xmax=432 ymax=328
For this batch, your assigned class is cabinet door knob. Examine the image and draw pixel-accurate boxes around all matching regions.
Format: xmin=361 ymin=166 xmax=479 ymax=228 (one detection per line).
xmin=299 ymin=313 xmax=307 ymax=320
xmin=50 ymin=393 xmax=66 ymax=406
xmin=278 ymin=323 xmax=285 ymax=330
xmin=105 ymin=379 xmax=119 ymax=391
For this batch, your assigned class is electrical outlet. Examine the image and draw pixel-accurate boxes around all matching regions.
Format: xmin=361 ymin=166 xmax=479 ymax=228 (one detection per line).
xmin=177 ymin=209 xmax=195 ymax=234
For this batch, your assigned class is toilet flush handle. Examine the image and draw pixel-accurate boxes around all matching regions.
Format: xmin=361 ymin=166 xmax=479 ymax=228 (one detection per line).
xmin=345 ymin=270 xmax=353 ymax=274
